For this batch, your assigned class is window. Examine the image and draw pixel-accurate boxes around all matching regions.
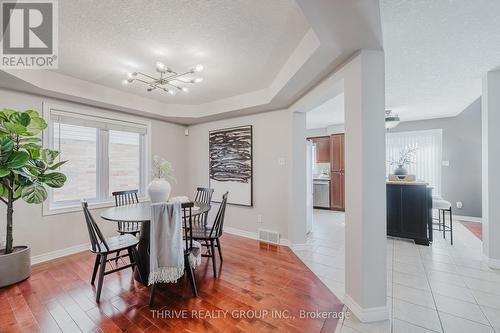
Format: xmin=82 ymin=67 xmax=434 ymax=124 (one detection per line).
xmin=44 ymin=105 xmax=149 ymax=213
xmin=386 ymin=129 xmax=442 ymax=195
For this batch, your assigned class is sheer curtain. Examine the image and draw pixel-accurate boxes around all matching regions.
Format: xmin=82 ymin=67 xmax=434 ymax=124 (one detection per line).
xmin=386 ymin=129 xmax=443 ymax=195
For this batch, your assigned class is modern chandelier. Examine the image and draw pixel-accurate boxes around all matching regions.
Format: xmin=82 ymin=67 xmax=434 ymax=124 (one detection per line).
xmin=122 ymin=61 xmax=204 ymax=95
xmin=385 ymin=110 xmax=400 ymax=130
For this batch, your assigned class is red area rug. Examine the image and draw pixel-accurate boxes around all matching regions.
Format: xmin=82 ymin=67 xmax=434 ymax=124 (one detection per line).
xmin=460 ymin=221 xmax=482 ymax=240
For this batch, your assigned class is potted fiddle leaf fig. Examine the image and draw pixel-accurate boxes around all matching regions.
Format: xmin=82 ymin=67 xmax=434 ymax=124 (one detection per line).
xmin=0 ymin=108 xmax=67 ymax=287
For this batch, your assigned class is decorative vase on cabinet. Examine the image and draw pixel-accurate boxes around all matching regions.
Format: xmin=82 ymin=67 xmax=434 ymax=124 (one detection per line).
xmin=393 ymin=165 xmax=408 ymax=176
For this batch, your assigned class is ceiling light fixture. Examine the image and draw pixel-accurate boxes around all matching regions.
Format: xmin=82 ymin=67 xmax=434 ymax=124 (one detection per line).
xmin=385 ymin=110 xmax=400 ymax=130
xmin=123 ymin=62 xmax=204 ymax=94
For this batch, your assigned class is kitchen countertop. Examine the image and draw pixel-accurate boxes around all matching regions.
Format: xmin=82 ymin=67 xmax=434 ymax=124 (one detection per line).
xmin=386 ymin=180 xmax=429 ymax=186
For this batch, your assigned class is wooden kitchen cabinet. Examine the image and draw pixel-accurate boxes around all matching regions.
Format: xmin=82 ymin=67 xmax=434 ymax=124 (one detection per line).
xmin=309 ymin=136 xmax=330 ymax=163
xmin=330 ymin=134 xmax=345 ymax=211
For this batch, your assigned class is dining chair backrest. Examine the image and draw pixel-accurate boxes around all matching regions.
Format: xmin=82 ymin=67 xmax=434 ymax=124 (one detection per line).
xmin=194 ymin=187 xmax=214 ymax=226
xmin=82 ymin=201 xmax=109 ymax=252
xmin=194 ymin=187 xmax=214 ymax=204
xmin=112 ymin=190 xmax=140 ymax=233
xmin=112 ymin=189 xmax=139 ymax=206
xmin=210 ymin=192 xmax=228 ymax=238
xmin=181 ymin=202 xmax=195 ymax=252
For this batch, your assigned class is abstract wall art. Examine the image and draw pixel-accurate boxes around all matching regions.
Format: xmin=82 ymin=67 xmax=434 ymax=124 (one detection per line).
xmin=209 ymin=125 xmax=253 ymax=206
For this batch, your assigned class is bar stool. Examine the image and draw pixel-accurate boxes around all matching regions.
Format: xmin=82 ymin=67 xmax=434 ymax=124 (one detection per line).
xmin=432 ymin=197 xmax=453 ymax=245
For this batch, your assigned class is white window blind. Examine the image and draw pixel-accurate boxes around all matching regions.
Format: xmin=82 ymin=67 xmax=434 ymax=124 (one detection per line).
xmin=386 ymin=129 xmax=443 ymax=195
xmin=45 ymin=107 xmax=149 ymax=212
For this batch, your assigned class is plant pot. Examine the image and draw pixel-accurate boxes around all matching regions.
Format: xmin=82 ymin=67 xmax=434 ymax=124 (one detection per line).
xmin=0 ymin=246 xmax=31 ymax=287
xmin=148 ymin=178 xmax=171 ymax=203
xmin=393 ymin=165 xmax=408 ymax=176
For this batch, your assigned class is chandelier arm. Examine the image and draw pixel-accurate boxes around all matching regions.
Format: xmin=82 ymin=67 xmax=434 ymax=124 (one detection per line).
xmin=167 ymin=71 xmax=194 ymax=80
xmin=165 ymin=82 xmax=182 ymax=89
xmin=134 ymin=78 xmax=155 ymax=85
xmin=135 ymin=72 xmax=158 ymax=81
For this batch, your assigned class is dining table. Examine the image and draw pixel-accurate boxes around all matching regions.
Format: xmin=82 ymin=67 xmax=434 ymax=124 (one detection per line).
xmin=100 ymin=201 xmax=211 ymax=285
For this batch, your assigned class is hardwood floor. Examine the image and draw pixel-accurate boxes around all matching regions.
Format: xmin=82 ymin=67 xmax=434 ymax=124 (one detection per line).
xmin=0 ymin=234 xmax=343 ymax=333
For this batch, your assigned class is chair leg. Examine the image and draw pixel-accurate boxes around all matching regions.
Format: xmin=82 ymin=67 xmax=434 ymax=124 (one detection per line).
xmin=216 ymin=238 xmax=223 ymax=263
xmin=149 ymin=283 xmax=157 ymax=307
xmin=91 ymin=255 xmax=100 ymax=285
xmin=438 ymin=210 xmax=442 ymax=231
xmin=185 ymin=254 xmax=198 ymax=297
xmin=441 ymin=210 xmax=446 ymax=239
xmin=115 ymin=250 xmax=120 ymax=264
xmin=96 ymin=254 xmax=107 ymax=303
xmin=130 ymin=247 xmax=143 ymax=284
xmin=210 ymin=240 xmax=217 ymax=278
xmin=126 ymin=248 xmax=135 ymax=274
xmin=449 ymin=208 xmax=453 ymax=245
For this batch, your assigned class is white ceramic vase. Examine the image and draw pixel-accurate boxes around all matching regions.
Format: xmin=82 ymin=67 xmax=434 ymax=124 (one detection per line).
xmin=148 ymin=178 xmax=171 ymax=203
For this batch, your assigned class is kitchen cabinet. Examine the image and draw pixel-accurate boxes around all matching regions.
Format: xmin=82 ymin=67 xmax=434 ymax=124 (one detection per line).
xmin=311 ymin=136 xmax=330 ymax=163
xmin=386 ymin=182 xmax=433 ymax=245
xmin=330 ymin=134 xmax=345 ymax=211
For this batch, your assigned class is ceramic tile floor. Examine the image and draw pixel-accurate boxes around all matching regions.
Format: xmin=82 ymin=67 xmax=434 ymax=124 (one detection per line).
xmin=292 ymin=209 xmax=500 ymax=333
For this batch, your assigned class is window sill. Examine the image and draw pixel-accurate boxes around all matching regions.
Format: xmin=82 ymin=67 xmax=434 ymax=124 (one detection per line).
xmin=42 ymin=196 xmax=149 ymax=216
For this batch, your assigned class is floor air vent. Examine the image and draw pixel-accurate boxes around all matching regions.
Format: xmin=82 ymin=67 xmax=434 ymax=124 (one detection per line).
xmin=258 ymin=229 xmax=280 ymax=245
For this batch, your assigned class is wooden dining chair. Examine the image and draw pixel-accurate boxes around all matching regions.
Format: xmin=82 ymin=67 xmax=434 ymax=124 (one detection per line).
xmin=112 ymin=190 xmax=141 ymax=235
xmin=81 ymin=201 xmax=142 ymax=302
xmin=112 ymin=190 xmax=141 ymax=263
xmin=149 ymin=202 xmax=201 ymax=307
xmin=193 ymin=187 xmax=214 ymax=226
xmin=192 ymin=192 xmax=228 ymax=278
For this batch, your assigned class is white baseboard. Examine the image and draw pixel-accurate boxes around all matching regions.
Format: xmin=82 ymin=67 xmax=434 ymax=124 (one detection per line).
xmin=224 ymin=226 xmax=259 ymax=241
xmin=482 ymin=254 xmax=500 ymax=270
xmin=31 ymin=243 xmax=89 ymax=265
xmin=454 ymin=215 xmax=482 ymax=223
xmin=290 ymin=243 xmax=310 ymax=251
xmin=30 ymin=227 xmax=292 ymax=266
xmin=223 ymin=226 xmax=290 ymax=246
xmin=279 ymin=238 xmax=291 ymax=246
xmin=344 ymin=294 xmax=389 ymax=322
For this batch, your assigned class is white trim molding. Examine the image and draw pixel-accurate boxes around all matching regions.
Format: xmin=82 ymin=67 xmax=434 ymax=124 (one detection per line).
xmin=31 ymin=227 xmax=291 ymax=267
xmin=454 ymin=215 xmax=482 ymax=223
xmin=343 ymin=294 xmax=390 ymax=323
xmin=223 ymin=226 xmax=290 ymax=246
xmin=31 ymin=242 xmax=89 ymax=265
xmin=482 ymin=254 xmax=500 ymax=270
xmin=223 ymin=226 xmax=259 ymax=241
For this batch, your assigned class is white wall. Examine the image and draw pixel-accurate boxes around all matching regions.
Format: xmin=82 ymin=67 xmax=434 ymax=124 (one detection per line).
xmin=186 ymin=110 xmax=291 ymax=241
xmin=0 ymin=89 xmax=188 ymax=257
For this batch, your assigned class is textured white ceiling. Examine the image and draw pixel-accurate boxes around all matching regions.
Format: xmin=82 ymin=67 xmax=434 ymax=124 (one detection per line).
xmin=55 ymin=0 xmax=309 ymax=104
xmin=306 ymin=93 xmax=344 ymax=129
xmin=381 ymin=0 xmax=500 ymax=121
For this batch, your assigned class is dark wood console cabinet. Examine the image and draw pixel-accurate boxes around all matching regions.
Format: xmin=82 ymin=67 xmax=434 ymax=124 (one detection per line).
xmin=386 ymin=182 xmax=433 ymax=245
